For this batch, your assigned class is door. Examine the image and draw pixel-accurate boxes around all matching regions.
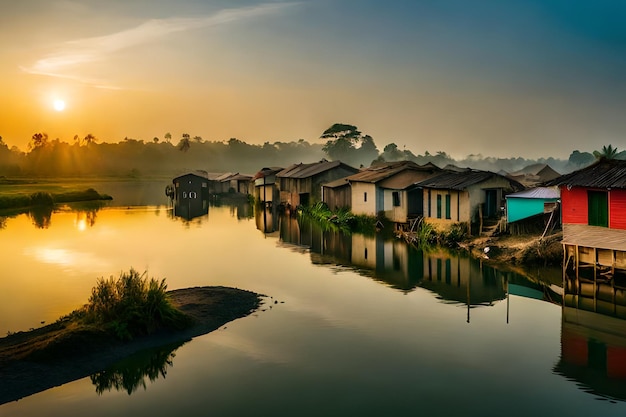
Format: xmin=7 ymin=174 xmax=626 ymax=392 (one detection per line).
xmin=484 ymin=189 xmax=498 ymax=218
xmin=588 ymin=190 xmax=608 ymax=227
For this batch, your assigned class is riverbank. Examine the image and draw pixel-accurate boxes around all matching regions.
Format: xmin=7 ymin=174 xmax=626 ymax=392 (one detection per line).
xmin=0 ymin=286 xmax=262 ymax=405
xmin=0 ymin=188 xmax=112 ymax=211
xmin=462 ymin=231 xmax=563 ymax=268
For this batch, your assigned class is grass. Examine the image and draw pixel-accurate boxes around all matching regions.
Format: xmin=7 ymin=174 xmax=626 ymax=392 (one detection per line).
xmin=402 ymin=219 xmax=469 ymax=249
xmin=299 ymin=201 xmax=379 ymax=234
xmin=81 ymin=268 xmax=191 ymax=340
xmin=0 ymin=188 xmax=112 ymax=210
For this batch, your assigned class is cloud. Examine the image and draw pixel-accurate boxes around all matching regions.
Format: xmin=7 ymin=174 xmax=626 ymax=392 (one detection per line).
xmin=21 ymin=2 xmax=298 ymax=88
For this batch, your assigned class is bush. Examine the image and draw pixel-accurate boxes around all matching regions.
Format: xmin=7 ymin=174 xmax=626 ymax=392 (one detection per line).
xmin=30 ymin=192 xmax=54 ymax=207
xmin=84 ymin=268 xmax=190 ymax=340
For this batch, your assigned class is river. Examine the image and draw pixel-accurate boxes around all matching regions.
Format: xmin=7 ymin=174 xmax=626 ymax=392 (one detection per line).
xmin=1 ymin=183 xmax=625 ymax=416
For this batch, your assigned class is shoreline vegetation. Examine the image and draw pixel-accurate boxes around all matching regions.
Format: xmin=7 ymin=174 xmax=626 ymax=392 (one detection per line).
xmin=0 ymin=269 xmax=263 ymax=405
xmin=298 ymin=202 xmax=564 ymax=270
xmin=0 ymin=187 xmax=112 ymax=211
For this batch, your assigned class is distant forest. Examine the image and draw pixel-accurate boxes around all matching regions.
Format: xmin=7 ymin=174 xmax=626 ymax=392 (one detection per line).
xmin=0 ymin=124 xmax=623 ymax=178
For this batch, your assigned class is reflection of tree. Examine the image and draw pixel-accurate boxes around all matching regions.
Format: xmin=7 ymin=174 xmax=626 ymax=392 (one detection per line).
xmin=91 ymin=342 xmax=183 ymax=396
xmin=28 ymin=206 xmax=53 ymax=229
xmin=73 ymin=201 xmax=106 ymax=227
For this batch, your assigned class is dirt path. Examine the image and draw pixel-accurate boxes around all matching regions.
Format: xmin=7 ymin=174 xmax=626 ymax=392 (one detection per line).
xmin=0 ymin=286 xmax=262 ymax=405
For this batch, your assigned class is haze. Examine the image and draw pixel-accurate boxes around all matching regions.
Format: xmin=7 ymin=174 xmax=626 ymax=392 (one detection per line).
xmin=1 ymin=0 xmax=625 ymax=159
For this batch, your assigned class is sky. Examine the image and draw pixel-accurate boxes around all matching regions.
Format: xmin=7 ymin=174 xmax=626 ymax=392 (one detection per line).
xmin=1 ymin=0 xmax=625 ymax=159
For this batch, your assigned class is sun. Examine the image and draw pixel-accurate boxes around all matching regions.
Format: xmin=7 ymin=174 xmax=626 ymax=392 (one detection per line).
xmin=53 ymin=99 xmax=66 ymax=112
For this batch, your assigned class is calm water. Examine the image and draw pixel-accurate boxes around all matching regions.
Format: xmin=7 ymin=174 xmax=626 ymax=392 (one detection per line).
xmin=1 ymin=187 xmax=626 ymax=416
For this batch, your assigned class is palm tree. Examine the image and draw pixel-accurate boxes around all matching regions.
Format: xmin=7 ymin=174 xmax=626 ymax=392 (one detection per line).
xmin=593 ymin=144 xmax=618 ymax=160
xmin=83 ymin=133 xmax=96 ymax=146
xmin=178 ymin=133 xmax=191 ymax=152
xmin=164 ymin=132 xmax=172 ymax=143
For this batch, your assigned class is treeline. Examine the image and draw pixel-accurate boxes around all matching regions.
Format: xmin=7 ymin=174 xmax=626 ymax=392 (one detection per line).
xmin=0 ymin=125 xmax=622 ymax=177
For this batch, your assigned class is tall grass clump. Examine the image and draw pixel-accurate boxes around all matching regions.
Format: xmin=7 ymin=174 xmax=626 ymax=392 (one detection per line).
xmin=85 ymin=268 xmax=190 ymax=340
xmin=300 ymin=202 xmax=378 ymax=233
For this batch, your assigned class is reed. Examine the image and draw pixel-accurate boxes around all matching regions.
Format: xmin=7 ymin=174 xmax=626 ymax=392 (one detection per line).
xmin=84 ymin=268 xmax=190 ymax=340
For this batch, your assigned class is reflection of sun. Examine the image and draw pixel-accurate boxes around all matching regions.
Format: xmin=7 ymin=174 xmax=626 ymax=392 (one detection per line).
xmin=53 ymin=99 xmax=66 ymax=112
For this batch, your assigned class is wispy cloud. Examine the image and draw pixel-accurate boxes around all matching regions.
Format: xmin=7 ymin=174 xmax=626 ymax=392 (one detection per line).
xmin=21 ymin=2 xmax=298 ymax=88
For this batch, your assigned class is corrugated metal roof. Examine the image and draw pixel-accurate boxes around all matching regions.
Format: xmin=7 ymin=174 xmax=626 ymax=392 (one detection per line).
xmin=545 ymin=159 xmax=626 ymax=189
xmin=378 ymin=169 xmax=439 ymax=190
xmin=322 ymin=178 xmax=350 ymax=188
xmin=229 ymin=174 xmax=253 ymax=181
xmin=277 ymin=160 xmax=355 ymax=179
xmin=253 ymin=167 xmax=283 ymax=180
xmin=417 ymin=170 xmax=517 ymax=191
xmin=505 ymin=187 xmax=560 ymax=199
xmin=346 ymin=161 xmax=438 ymax=183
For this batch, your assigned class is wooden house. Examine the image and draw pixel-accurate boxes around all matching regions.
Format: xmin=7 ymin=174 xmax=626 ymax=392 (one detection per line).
xmin=345 ymin=161 xmax=441 ymax=223
xmin=171 ymin=172 xmax=209 ymax=220
xmin=253 ymin=167 xmax=283 ymax=205
xmin=546 ymin=159 xmax=626 ymax=276
xmin=416 ymin=169 xmax=524 ymax=234
xmin=213 ymin=172 xmax=252 ymax=194
xmin=277 ymin=159 xmax=358 ymax=208
xmin=172 ymin=172 xmax=209 ymax=201
xmin=505 ymin=186 xmax=560 ymax=234
xmin=228 ymin=173 xmax=253 ymax=194
xmin=321 ymin=177 xmax=351 ymax=210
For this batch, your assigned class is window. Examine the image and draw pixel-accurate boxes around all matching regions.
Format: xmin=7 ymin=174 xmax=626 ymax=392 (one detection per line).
xmin=182 ymin=191 xmax=187 ymax=198
xmin=392 ymin=191 xmax=400 ymax=207
xmin=189 ymin=191 xmax=197 ymax=199
xmin=445 ymin=194 xmax=451 ymax=219
xmin=364 ymin=192 xmax=367 ymax=202
xmin=588 ymin=190 xmax=608 ymax=227
xmin=436 ymin=195 xmax=442 ymax=219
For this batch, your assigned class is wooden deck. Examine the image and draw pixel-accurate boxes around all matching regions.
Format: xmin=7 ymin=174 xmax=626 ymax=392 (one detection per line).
xmin=562 ymin=224 xmax=626 ymax=252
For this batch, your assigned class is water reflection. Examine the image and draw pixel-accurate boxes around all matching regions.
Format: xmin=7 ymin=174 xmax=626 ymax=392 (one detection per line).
xmin=255 ymin=202 xmax=279 ymax=235
xmin=554 ymin=272 xmax=626 ymax=401
xmin=170 ymin=197 xmax=209 ymax=222
xmin=27 ymin=206 xmax=53 ymax=229
xmin=91 ymin=341 xmax=183 ymax=396
xmin=276 ymin=213 xmax=516 ymax=313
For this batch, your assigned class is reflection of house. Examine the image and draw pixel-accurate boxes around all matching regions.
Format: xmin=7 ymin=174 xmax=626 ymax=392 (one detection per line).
xmin=547 ymin=159 xmax=626 ymax=277
xmin=419 ymin=249 xmax=506 ymax=310
xmin=277 ymin=159 xmax=358 ymax=207
xmin=253 ymin=167 xmax=283 ymax=205
xmin=346 ymin=161 xmax=441 ymax=223
xmin=555 ymin=273 xmax=626 ymax=399
xmin=417 ymin=169 xmax=523 ymax=234
xmin=505 ymin=187 xmax=560 ymax=234
xmin=507 ymin=164 xmax=561 ymax=187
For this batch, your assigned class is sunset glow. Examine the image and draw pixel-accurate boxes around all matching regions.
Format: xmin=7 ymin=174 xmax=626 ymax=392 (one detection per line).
xmin=1 ymin=1 xmax=625 ymax=159
xmin=53 ymin=99 xmax=65 ymax=112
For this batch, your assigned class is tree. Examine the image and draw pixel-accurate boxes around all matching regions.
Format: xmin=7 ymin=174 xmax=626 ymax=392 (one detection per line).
xmin=164 ymin=132 xmax=172 ymax=143
xmin=153 ymin=137 xmax=159 ymax=144
xmin=568 ymin=150 xmax=595 ymax=167
xmin=193 ymin=136 xmax=203 ymax=143
xmin=593 ymin=144 xmax=618 ymax=160
xmin=178 ymin=133 xmax=191 ymax=152
xmin=73 ymin=134 xmax=81 ymax=146
xmin=28 ymin=132 xmax=49 ymax=150
xmin=84 ymin=133 xmax=96 ymax=146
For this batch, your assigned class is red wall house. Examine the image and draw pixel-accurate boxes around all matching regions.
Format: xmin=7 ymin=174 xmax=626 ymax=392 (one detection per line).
xmin=560 ymin=187 xmax=626 ymax=230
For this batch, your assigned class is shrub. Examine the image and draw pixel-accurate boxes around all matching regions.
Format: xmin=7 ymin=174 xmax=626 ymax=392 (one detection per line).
xmin=30 ymin=192 xmax=54 ymax=207
xmin=85 ymin=268 xmax=190 ymax=340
